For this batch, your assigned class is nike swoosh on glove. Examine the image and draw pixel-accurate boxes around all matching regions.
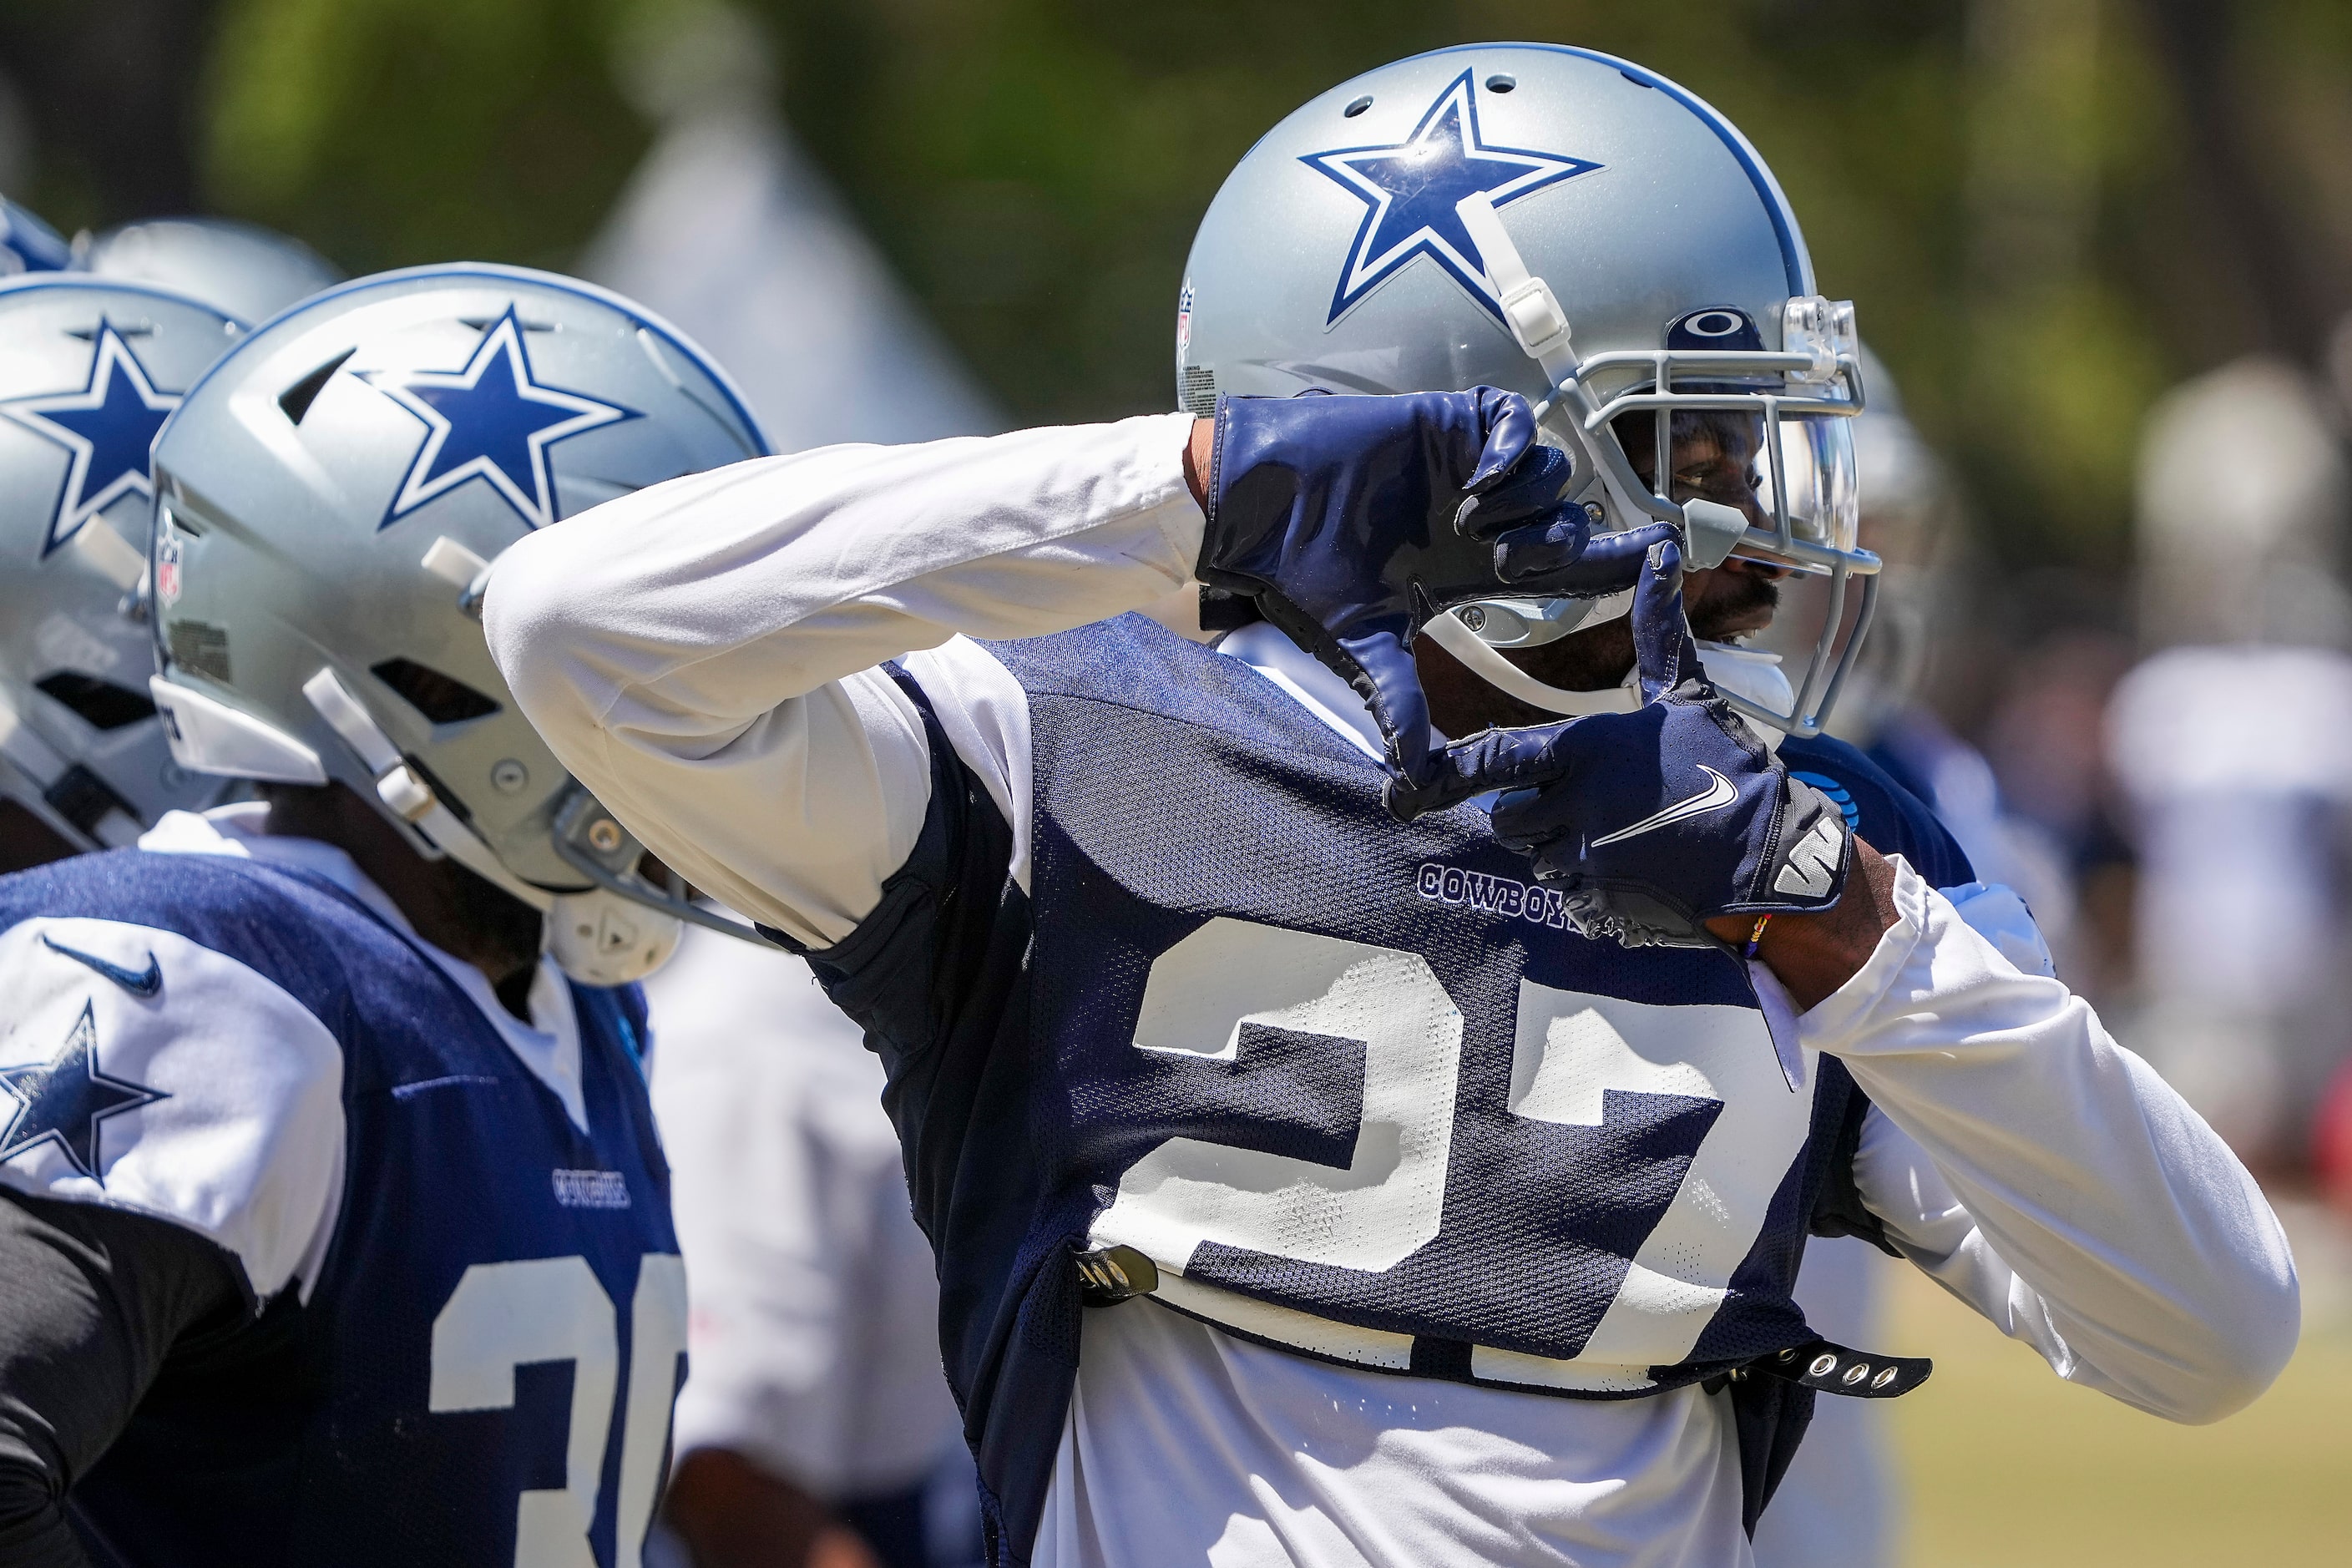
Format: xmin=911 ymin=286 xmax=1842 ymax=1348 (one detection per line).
xmin=1384 ymin=536 xmax=1851 ymax=951
xmin=1196 ymin=388 xmax=1673 ymax=792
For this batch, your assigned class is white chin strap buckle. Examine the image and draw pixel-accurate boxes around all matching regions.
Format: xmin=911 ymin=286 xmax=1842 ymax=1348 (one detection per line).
xmin=1457 ymin=193 xmax=1578 ymax=387
xmin=1421 ymin=613 xmax=1636 ymax=718
xmin=1680 ymin=499 xmax=1748 ymax=571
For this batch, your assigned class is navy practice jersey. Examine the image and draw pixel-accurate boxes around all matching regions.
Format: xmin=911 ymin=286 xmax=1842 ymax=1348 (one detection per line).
xmin=1782 ymin=733 xmax=1975 ymax=893
xmin=788 ymin=615 xmax=1975 ymax=1560
xmin=0 ymin=847 xmax=682 ymax=1568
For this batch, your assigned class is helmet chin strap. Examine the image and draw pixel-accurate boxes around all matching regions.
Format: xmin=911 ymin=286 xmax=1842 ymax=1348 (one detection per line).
xmin=1420 ymin=612 xmax=1793 ymax=753
xmin=1421 ymin=612 xmax=1636 ymax=716
xmin=301 ymin=666 xmax=554 ymax=914
xmin=303 ymin=667 xmax=698 ymax=985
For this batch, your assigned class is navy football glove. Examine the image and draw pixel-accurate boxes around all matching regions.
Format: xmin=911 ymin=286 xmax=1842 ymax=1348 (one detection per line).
xmin=1196 ymin=388 xmax=1672 ymax=790
xmin=1385 ymin=537 xmax=1851 ymax=951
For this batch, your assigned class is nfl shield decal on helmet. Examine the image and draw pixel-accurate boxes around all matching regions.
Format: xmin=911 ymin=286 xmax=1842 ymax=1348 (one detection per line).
xmin=154 ymin=528 xmax=184 ymax=607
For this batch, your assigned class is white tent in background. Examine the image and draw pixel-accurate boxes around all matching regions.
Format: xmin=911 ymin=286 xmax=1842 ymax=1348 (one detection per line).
xmin=584 ymin=6 xmax=995 ymax=449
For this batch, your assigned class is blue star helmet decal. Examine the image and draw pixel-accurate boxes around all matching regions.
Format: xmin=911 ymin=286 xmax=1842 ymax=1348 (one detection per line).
xmin=1301 ymin=69 xmax=1601 ymax=326
xmin=0 ymin=321 xmax=182 ymax=556
xmin=0 ymin=1000 xmax=168 ymax=1183
xmin=370 ymin=305 xmax=636 ymax=531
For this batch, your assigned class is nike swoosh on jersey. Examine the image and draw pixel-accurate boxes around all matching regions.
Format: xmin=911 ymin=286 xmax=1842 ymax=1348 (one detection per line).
xmin=41 ymin=934 xmax=163 ymax=998
xmin=1589 ymin=765 xmax=1739 ymax=847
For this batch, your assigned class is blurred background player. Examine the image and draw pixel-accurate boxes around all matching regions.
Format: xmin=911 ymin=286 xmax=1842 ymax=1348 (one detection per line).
xmin=645 ymin=929 xmax=974 ymax=1568
xmin=2107 ymin=357 xmax=2352 ymax=1169
xmin=589 ymin=13 xmax=990 ymax=1565
xmin=0 ymin=265 xmax=759 ymax=1565
xmin=1814 ymin=350 xmax=2077 ymax=953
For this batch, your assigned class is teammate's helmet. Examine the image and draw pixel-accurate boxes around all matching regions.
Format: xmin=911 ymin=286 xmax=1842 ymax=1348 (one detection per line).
xmin=1 ymin=195 xmax=72 ymax=276
xmin=147 ymin=265 xmax=771 ymax=984
xmin=83 ymin=217 xmax=343 ymax=326
xmin=0 ymin=276 xmax=244 ymax=853
xmin=1179 ymin=45 xmax=1878 ymax=735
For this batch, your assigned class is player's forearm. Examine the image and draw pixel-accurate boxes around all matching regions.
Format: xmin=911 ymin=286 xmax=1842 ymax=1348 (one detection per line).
xmin=1704 ymin=840 xmax=1899 ymax=1009
xmin=483 ymin=416 xmax=1201 ymax=944
xmin=485 ymin=413 xmax=1203 ymax=755
xmin=1809 ymin=862 xmax=2299 ymax=1422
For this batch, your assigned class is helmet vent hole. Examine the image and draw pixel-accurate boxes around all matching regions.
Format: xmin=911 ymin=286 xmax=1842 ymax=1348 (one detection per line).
xmin=1485 ymin=74 xmax=1516 ymax=93
xmin=34 ymin=672 xmax=157 ymax=731
xmin=1343 ymin=95 xmax=1373 ymax=118
xmin=278 ymin=347 xmax=355 ymax=426
xmin=370 ymin=658 xmax=501 ymax=725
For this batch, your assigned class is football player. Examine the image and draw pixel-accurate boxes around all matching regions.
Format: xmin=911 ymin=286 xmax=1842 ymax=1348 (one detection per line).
xmin=487 ymin=47 xmax=2299 ymax=1568
xmin=0 ymin=264 xmax=766 ymax=1565
xmin=0 ymin=275 xmax=241 ymax=874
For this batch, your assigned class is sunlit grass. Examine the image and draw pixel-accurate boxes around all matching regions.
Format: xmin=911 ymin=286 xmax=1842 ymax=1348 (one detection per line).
xmin=1892 ymin=1202 xmax=2352 ymax=1565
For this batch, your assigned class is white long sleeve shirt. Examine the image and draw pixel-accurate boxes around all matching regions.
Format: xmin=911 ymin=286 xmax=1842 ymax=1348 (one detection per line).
xmin=486 ymin=415 xmax=2298 ymax=1568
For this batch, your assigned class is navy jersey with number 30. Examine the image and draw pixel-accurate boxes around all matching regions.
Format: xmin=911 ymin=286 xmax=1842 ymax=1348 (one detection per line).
xmin=0 ymin=847 xmax=682 ymax=1568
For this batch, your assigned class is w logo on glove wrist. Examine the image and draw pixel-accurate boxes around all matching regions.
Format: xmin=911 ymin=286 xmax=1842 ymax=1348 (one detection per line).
xmin=1772 ymin=797 xmax=1848 ymax=900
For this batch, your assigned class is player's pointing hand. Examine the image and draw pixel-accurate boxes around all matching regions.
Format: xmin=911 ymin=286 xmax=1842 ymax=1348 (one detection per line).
xmin=1385 ymin=536 xmax=1853 ymax=953
xmin=1193 ymin=387 xmax=1672 ymax=790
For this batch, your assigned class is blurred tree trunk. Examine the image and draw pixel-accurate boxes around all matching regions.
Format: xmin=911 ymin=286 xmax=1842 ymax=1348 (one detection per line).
xmin=2137 ymin=0 xmax=2343 ymax=368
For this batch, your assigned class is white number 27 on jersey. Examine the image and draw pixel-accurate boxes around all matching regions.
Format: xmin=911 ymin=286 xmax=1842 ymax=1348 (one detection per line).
xmin=429 ymin=1253 xmax=688 ymax=1568
xmin=1090 ymin=918 xmax=1813 ymax=1378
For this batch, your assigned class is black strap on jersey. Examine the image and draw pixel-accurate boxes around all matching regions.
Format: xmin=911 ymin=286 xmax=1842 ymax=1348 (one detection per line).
xmin=1073 ymin=1245 xmax=1159 ymax=1304
xmin=1716 ymin=1338 xmax=1932 ymax=1400
xmin=1080 ymin=1243 xmax=1930 ymax=1399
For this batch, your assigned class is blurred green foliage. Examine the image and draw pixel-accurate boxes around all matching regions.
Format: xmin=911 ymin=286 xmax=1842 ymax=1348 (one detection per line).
xmin=205 ymin=0 xmax=645 ymax=271
xmin=142 ymin=0 xmax=2352 ymax=570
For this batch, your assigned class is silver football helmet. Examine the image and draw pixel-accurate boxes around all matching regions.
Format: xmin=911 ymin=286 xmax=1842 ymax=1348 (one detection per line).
xmin=83 ymin=217 xmax=344 ymax=326
xmin=1179 ymin=45 xmax=1879 ymax=735
xmin=147 ymin=264 xmax=771 ymax=984
xmin=0 ymin=276 xmax=244 ymax=855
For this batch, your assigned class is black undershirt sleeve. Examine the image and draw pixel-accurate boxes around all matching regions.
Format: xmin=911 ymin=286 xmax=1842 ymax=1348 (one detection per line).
xmin=0 ymin=1190 xmax=247 ymax=1568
